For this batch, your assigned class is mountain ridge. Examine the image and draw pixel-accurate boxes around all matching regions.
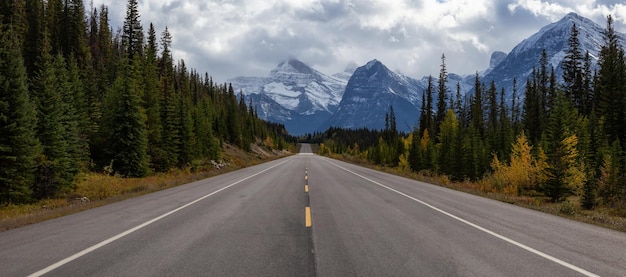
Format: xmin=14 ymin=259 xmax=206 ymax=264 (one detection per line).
xmin=229 ymin=13 xmax=626 ymax=135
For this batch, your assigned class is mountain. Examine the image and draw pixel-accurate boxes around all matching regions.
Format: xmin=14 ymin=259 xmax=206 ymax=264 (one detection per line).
xmin=229 ymin=13 xmax=624 ymax=135
xmin=228 ymin=58 xmax=347 ymax=135
xmin=320 ymin=60 xmax=425 ymax=132
xmin=482 ymin=12 xmax=626 ymax=100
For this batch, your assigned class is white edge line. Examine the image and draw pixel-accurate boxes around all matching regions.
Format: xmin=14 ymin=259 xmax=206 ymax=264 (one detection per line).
xmin=28 ymin=159 xmax=291 ymax=277
xmin=326 ymin=159 xmax=600 ymax=277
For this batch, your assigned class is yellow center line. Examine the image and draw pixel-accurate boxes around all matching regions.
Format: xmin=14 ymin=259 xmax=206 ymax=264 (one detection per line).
xmin=305 ymin=184 xmax=309 ymax=192
xmin=305 ymin=175 xmax=308 ymax=180
xmin=305 ymin=207 xmax=312 ymax=227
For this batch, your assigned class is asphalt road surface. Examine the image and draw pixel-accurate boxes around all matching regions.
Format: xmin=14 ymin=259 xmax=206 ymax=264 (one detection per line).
xmin=1 ymin=144 xmax=625 ymax=276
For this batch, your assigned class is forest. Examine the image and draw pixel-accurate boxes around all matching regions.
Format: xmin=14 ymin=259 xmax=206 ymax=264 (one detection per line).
xmin=313 ymin=16 xmax=626 ymax=212
xmin=0 ymin=0 xmax=292 ymax=205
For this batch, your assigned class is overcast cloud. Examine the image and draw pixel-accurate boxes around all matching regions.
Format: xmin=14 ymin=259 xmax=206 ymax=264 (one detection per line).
xmin=89 ymin=0 xmax=626 ymax=83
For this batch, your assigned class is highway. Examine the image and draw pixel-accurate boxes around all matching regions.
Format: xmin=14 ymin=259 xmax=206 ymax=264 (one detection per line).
xmin=0 ymin=144 xmax=625 ymax=276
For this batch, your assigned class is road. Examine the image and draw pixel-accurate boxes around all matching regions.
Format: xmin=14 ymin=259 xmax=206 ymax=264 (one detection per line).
xmin=1 ymin=144 xmax=625 ymax=276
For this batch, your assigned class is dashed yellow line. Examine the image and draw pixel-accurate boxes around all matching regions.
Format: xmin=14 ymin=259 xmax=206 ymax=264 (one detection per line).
xmin=305 ymin=207 xmax=312 ymax=227
xmin=305 ymin=184 xmax=309 ymax=193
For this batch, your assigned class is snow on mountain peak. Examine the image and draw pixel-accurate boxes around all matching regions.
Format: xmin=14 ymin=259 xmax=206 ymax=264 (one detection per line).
xmin=228 ymin=57 xmax=348 ymax=134
xmin=365 ymin=59 xmax=381 ymax=70
xmin=272 ymin=58 xmax=315 ymax=75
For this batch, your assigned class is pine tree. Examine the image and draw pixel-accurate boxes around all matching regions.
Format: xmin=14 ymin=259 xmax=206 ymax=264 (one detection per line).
xmin=498 ymin=87 xmax=513 ymax=162
xmin=65 ymin=57 xmax=89 ymax=171
xmin=409 ymin=128 xmax=423 ymax=172
xmin=437 ymin=109 xmax=460 ymax=179
xmin=562 ymin=23 xmax=584 ymax=110
xmin=543 ymin=92 xmax=584 ymax=202
xmin=435 ymin=54 xmax=448 ymax=135
xmin=102 ymin=57 xmax=149 ymax=177
xmin=143 ymin=23 xmax=165 ymax=171
xmin=122 ymin=0 xmax=143 ymax=60
xmin=30 ymin=29 xmax=69 ymax=197
xmin=24 ymin=0 xmax=45 ymax=79
xmin=46 ymin=0 xmax=64 ymax=56
xmin=596 ymin=15 xmax=626 ymax=148
xmin=471 ymin=72 xmax=484 ymax=136
xmin=158 ymin=27 xmax=180 ymax=170
xmin=523 ymin=69 xmax=544 ymax=146
xmin=0 ymin=25 xmax=41 ymax=203
xmin=486 ymin=80 xmax=499 ymax=155
xmin=511 ymin=77 xmax=521 ymax=133
xmin=419 ymin=76 xmax=435 ymax=137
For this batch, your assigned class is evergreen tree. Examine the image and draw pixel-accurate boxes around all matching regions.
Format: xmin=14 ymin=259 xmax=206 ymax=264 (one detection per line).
xmin=419 ymin=76 xmax=435 ymax=137
xmin=32 ymin=52 xmax=73 ymax=199
xmin=435 ymin=54 xmax=448 ymax=135
xmin=0 ymin=25 xmax=41 ymax=203
xmin=102 ymin=57 xmax=149 ymax=177
xmin=523 ymin=68 xmax=545 ymax=146
xmin=543 ymin=92 xmax=584 ymax=202
xmin=562 ymin=23 xmax=584 ymax=110
xmin=46 ymin=0 xmax=64 ymax=56
xmin=511 ymin=77 xmax=521 ymax=133
xmin=143 ymin=23 xmax=164 ymax=171
xmin=158 ymin=27 xmax=179 ymax=170
xmin=486 ymin=80 xmax=499 ymax=155
xmin=24 ymin=0 xmax=45 ymax=79
xmin=498 ymin=87 xmax=513 ymax=162
xmin=122 ymin=0 xmax=143 ymax=60
xmin=581 ymin=51 xmax=594 ymax=116
xmin=409 ymin=128 xmax=423 ymax=172
xmin=471 ymin=72 xmax=484 ymax=136
xmin=596 ymin=15 xmax=626 ymax=148
xmin=437 ymin=109 xmax=460 ymax=179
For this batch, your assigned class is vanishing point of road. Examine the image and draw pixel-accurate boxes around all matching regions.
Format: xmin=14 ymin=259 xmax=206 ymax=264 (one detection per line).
xmin=1 ymin=144 xmax=625 ymax=276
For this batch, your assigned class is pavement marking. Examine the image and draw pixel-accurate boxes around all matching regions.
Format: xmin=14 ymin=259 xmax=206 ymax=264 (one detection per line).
xmin=326 ymin=160 xmax=601 ymax=277
xmin=305 ymin=175 xmax=308 ymax=180
xmin=305 ymin=207 xmax=312 ymax=227
xmin=28 ymin=159 xmax=291 ymax=277
xmin=305 ymin=185 xmax=309 ymax=193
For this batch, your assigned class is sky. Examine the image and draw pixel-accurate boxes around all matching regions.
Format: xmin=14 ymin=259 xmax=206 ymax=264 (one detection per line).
xmin=89 ymin=0 xmax=626 ymax=83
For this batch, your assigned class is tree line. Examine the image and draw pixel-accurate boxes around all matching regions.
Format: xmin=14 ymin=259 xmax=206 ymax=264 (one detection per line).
xmin=314 ymin=16 xmax=626 ymax=210
xmin=0 ymin=0 xmax=291 ymax=204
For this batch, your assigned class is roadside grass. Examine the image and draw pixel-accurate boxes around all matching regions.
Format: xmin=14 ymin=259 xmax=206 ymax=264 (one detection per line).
xmin=0 ymin=144 xmax=293 ymax=232
xmin=324 ymin=152 xmax=626 ymax=233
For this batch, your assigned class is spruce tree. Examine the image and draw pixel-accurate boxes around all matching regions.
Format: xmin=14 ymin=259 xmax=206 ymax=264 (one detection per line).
xmin=562 ymin=23 xmax=584 ymax=110
xmin=102 ymin=57 xmax=149 ymax=177
xmin=544 ymin=92 xmax=583 ymax=202
xmin=0 ymin=25 xmax=41 ymax=203
xmin=123 ymin=0 xmax=143 ymax=60
xmin=471 ymin=72 xmax=484 ymax=136
xmin=596 ymin=15 xmax=626 ymax=148
xmin=31 ymin=36 xmax=74 ymax=198
xmin=419 ymin=76 xmax=435 ymax=137
xmin=437 ymin=109 xmax=459 ymax=179
xmin=435 ymin=54 xmax=448 ymax=136
xmin=144 ymin=23 xmax=165 ymax=171
xmin=158 ymin=27 xmax=180 ymax=170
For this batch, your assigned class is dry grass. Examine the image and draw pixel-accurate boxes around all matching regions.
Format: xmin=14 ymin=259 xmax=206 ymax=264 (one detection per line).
xmin=0 ymin=144 xmax=292 ymax=232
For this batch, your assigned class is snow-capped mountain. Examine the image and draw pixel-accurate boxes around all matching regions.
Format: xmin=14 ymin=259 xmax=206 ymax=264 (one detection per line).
xmin=320 ymin=60 xmax=425 ymax=132
xmin=483 ymin=12 xmax=626 ymax=100
xmin=228 ymin=58 xmax=348 ymax=134
xmin=229 ymin=13 xmax=623 ymax=135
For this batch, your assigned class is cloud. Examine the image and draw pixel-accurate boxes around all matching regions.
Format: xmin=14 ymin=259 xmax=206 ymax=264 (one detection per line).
xmin=88 ymin=0 xmax=626 ymax=83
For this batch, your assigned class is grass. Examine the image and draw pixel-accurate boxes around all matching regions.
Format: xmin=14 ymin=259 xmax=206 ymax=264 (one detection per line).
xmin=0 ymin=144 xmax=293 ymax=232
xmin=323 ymin=152 xmax=626 ymax=233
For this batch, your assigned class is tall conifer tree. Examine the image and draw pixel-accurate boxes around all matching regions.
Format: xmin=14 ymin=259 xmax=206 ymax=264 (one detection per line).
xmin=0 ymin=25 xmax=41 ymax=203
